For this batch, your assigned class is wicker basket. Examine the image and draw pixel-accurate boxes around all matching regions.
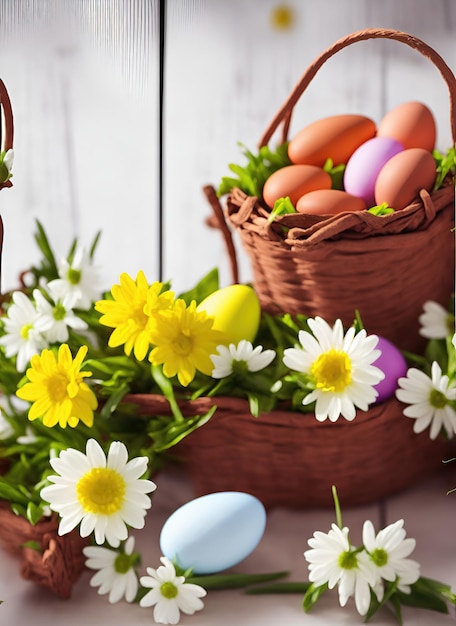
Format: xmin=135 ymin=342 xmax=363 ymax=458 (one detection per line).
xmin=0 ymin=503 xmax=88 ymax=598
xmin=189 ymin=29 xmax=456 ymax=508
xmin=124 ymin=394 xmax=453 ymax=509
xmin=211 ymin=28 xmax=455 ymax=354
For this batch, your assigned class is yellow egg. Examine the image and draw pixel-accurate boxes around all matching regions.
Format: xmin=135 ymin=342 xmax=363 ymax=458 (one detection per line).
xmin=197 ymin=285 xmax=261 ymax=345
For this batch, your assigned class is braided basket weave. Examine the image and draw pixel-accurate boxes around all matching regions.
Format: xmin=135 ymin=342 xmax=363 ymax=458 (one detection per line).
xmin=125 ymin=394 xmax=453 ymax=509
xmin=0 ymin=503 xmax=89 ymax=598
xmin=217 ymin=28 xmax=455 ymax=354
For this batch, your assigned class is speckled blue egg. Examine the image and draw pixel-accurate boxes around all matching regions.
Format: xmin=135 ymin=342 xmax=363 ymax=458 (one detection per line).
xmin=373 ymin=336 xmax=408 ymax=403
xmin=343 ymin=136 xmax=404 ymax=206
xmin=159 ymin=491 xmax=267 ymax=574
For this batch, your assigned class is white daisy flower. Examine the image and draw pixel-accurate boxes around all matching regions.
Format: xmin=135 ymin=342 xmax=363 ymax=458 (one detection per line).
xmin=283 ymin=317 xmax=384 ymax=422
xmin=0 ymin=412 xmax=14 ymax=440
xmin=363 ymin=519 xmax=420 ymax=597
xmin=83 ymin=535 xmax=139 ymax=603
xmin=17 ymin=426 xmax=38 ymax=445
xmin=140 ymin=556 xmax=206 ymax=624
xmin=396 ymin=361 xmax=456 ymax=439
xmin=210 ymin=340 xmax=276 ymax=378
xmin=418 ymin=301 xmax=453 ymax=339
xmin=304 ymin=523 xmax=376 ymax=616
xmin=48 ymin=246 xmax=101 ymax=310
xmin=0 ymin=290 xmax=47 ymax=371
xmin=33 ymin=287 xmax=88 ymax=343
xmin=40 ymin=438 xmax=156 ymax=547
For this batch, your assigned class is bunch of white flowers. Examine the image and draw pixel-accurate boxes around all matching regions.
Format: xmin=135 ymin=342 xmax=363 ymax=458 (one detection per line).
xmin=396 ymin=300 xmax=456 ymax=440
xmin=0 ymin=245 xmax=101 ymax=372
xmin=304 ymin=518 xmax=420 ymax=617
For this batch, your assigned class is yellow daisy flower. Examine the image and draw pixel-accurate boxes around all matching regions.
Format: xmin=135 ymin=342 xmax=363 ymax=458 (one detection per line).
xmin=16 ymin=344 xmax=98 ymax=428
xmin=149 ymin=299 xmax=225 ymax=387
xmin=95 ymin=271 xmax=174 ymax=361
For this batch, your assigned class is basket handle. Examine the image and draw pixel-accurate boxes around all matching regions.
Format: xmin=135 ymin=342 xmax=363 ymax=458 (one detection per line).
xmin=0 ymin=79 xmax=14 ymax=153
xmin=0 ymin=79 xmax=14 ymax=192
xmin=259 ymin=28 xmax=456 ymax=148
xmin=203 ymin=184 xmax=239 ymax=284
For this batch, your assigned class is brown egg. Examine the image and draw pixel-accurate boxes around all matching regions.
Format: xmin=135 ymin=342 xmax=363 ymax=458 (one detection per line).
xmin=377 ymin=101 xmax=436 ymax=152
xmin=288 ymin=114 xmax=376 ymax=167
xmin=295 ymin=189 xmax=367 ymax=215
xmin=262 ymin=164 xmax=331 ymax=208
xmin=374 ymin=148 xmax=437 ymax=211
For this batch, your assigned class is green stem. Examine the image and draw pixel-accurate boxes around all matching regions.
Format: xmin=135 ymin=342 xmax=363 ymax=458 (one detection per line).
xmin=151 ymin=364 xmax=184 ymax=422
xmin=246 ymin=581 xmax=311 ymax=594
xmin=186 ymin=571 xmax=289 ymax=590
xmin=332 ymin=485 xmax=343 ymax=529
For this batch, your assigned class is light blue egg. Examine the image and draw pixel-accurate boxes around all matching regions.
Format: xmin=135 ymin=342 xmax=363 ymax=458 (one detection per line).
xmin=159 ymin=491 xmax=267 ymax=574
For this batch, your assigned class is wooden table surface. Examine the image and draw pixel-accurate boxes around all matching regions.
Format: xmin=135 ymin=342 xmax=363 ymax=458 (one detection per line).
xmin=0 ymin=2 xmax=455 ymax=624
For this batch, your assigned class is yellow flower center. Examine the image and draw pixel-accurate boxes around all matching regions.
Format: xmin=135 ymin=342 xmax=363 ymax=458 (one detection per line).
xmin=76 ymin=467 xmax=126 ymax=515
xmin=53 ymin=302 xmax=67 ymax=321
xmin=46 ymin=373 xmax=70 ymax=403
xmin=270 ymin=5 xmax=295 ymax=30
xmin=161 ymin=582 xmax=178 ymax=599
xmin=338 ymin=550 xmax=358 ymax=570
xmin=131 ymin=305 xmax=149 ymax=330
xmin=67 ymin=268 xmax=81 ymax=285
xmin=311 ymin=349 xmax=352 ymax=393
xmin=371 ymin=548 xmax=388 ymax=567
xmin=429 ymin=388 xmax=448 ymax=409
xmin=21 ymin=323 xmax=33 ymax=339
xmin=172 ymin=332 xmax=193 ymax=356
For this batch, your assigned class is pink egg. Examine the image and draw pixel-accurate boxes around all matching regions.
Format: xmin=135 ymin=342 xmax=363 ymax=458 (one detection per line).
xmin=343 ymin=137 xmax=404 ymax=207
xmin=372 ymin=336 xmax=408 ymax=403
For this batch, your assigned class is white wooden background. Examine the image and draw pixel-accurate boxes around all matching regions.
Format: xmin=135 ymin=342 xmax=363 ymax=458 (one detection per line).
xmin=0 ymin=0 xmax=455 ymax=296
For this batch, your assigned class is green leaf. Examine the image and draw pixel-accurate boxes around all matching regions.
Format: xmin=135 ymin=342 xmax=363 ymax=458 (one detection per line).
xmin=178 ymin=268 xmax=219 ymax=306
xmin=364 ymin=579 xmax=400 ymax=623
xmin=332 ymin=485 xmax=343 ymax=529
xmin=248 ymin=392 xmax=261 ymax=417
xmin=389 ymin=594 xmax=404 ymax=625
xmin=186 ymin=571 xmax=289 ymax=590
xmin=26 ymin=501 xmax=45 ymax=526
xmin=33 ymin=219 xmax=59 ymax=277
xmin=0 ymin=481 xmax=31 ymax=505
xmin=89 ymin=230 xmax=102 ymax=259
xmin=151 ymin=365 xmax=185 ymax=423
xmin=303 ymin=582 xmax=328 ymax=612
xmin=397 ymin=576 xmax=456 ymax=613
xmin=22 ymin=541 xmax=42 ymax=552
xmin=433 ymin=146 xmax=455 ymax=190
xmin=368 ymin=202 xmax=395 ymax=216
xmin=98 ymin=382 xmax=131 ymax=418
xmin=86 ymin=355 xmax=141 ymax=378
xmin=268 ymin=196 xmax=296 ymax=223
xmin=149 ymin=407 xmax=216 ymax=452
xmin=247 ymin=581 xmax=310 ymax=594
xmin=323 ymin=158 xmax=346 ymax=190
xmin=218 ymin=142 xmax=291 ymax=198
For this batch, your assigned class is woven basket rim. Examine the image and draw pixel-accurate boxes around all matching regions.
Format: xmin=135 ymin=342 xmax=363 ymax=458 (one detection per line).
xmin=123 ymin=391 xmax=405 ymax=428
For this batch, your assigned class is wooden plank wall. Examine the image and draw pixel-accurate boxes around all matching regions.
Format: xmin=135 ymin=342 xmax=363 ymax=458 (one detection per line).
xmin=0 ymin=0 xmax=159 ymax=291
xmin=0 ymin=0 xmax=454 ymax=297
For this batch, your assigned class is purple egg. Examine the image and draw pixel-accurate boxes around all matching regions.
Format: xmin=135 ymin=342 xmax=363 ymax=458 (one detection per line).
xmin=372 ymin=336 xmax=408 ymax=403
xmin=344 ymin=137 xmax=404 ymax=206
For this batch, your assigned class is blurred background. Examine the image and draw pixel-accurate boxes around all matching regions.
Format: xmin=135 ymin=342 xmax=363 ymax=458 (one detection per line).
xmin=0 ymin=0 xmax=454 ymax=293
